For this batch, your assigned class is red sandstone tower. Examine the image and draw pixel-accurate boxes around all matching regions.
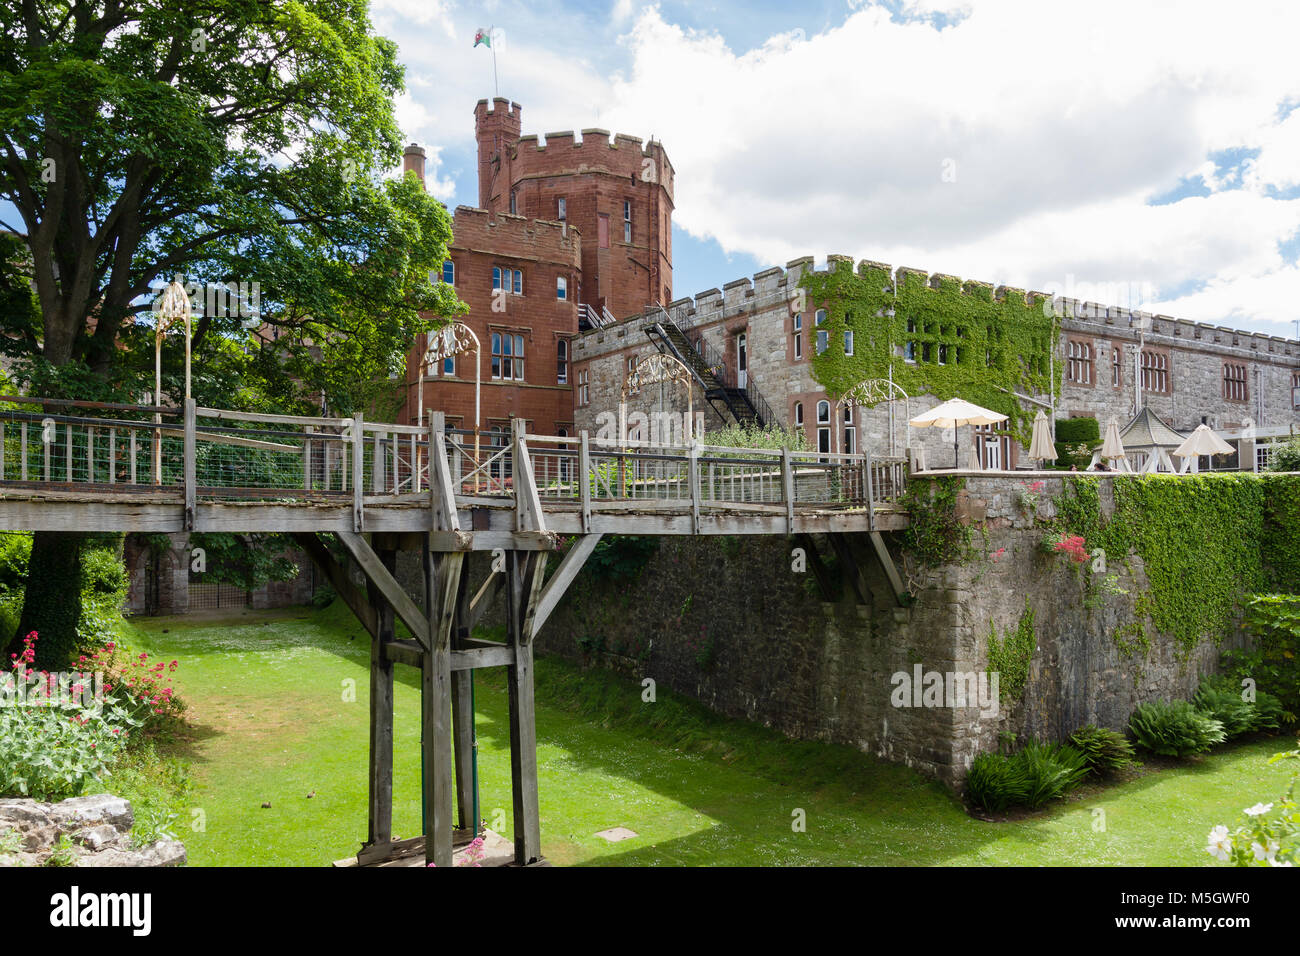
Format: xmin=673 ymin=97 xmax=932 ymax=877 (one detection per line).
xmin=474 ymin=97 xmax=675 ymax=320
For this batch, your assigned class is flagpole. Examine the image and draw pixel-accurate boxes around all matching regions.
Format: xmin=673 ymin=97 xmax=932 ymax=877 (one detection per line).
xmin=492 ymin=26 xmax=498 ymax=97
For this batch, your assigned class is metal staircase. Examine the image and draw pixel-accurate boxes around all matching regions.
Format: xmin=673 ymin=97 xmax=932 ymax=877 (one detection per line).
xmin=644 ymin=315 xmax=777 ymax=429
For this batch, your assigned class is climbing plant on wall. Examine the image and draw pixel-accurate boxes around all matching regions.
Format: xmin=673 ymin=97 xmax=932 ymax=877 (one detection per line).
xmin=798 ymin=259 xmax=1060 ymax=443
xmin=1052 ymin=474 xmax=1296 ymax=653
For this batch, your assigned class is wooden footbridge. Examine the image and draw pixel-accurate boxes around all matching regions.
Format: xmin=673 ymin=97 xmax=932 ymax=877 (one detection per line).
xmin=0 ymin=395 xmax=909 ymax=866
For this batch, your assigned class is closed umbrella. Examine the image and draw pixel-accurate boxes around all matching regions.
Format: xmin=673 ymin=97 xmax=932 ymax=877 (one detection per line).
xmin=1173 ymin=424 xmax=1235 ymax=473
xmin=1027 ymin=409 xmax=1054 ymax=466
xmin=909 ymin=398 xmax=1009 ymax=469
xmin=1101 ymin=419 xmax=1126 ymax=461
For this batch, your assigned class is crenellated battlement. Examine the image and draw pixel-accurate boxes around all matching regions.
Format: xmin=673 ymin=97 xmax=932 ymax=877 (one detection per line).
xmin=450 ymin=206 xmax=581 ymax=265
xmin=511 ymin=127 xmax=674 ymax=194
xmin=576 ymin=255 xmax=1300 ymax=363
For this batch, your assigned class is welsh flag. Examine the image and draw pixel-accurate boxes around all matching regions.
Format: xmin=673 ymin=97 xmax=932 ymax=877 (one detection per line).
xmin=474 ymin=27 xmax=491 ymax=48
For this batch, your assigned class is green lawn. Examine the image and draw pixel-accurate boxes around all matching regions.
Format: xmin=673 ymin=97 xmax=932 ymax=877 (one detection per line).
xmin=121 ymin=604 xmax=1293 ymax=866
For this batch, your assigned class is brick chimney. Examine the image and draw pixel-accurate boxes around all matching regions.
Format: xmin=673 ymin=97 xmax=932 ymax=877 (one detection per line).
xmin=402 ymin=143 xmax=427 ymax=190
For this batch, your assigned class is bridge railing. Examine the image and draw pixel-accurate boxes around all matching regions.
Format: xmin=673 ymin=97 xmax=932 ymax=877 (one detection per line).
xmin=0 ymin=396 xmax=186 ymax=488
xmin=0 ymin=397 xmax=907 ymax=514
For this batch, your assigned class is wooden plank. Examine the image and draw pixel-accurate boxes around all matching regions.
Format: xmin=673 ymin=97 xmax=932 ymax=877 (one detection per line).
xmin=351 ymin=413 xmax=365 ymax=531
xmin=531 ymin=533 xmax=602 ymax=640
xmin=183 ymin=399 xmax=196 ymax=531
xmin=421 ymin=544 xmax=463 ymax=867
xmin=197 ymin=406 xmax=346 ymax=428
xmin=451 ymin=644 xmax=516 ymax=670
xmin=367 ymin=548 xmax=397 ymax=859
xmin=865 ymin=451 xmax=876 ymax=531
xmin=795 ymin=533 xmax=838 ymax=601
xmin=450 ymin=565 xmax=475 ymax=834
xmin=506 ymin=551 xmax=545 ymax=865
xmin=869 ymin=530 xmax=910 ymax=607
xmin=335 ymin=530 xmax=430 ymax=649
xmin=469 ymin=570 xmax=504 ymax=630
xmin=428 ymin=411 xmax=459 ymax=532
xmin=579 ymin=431 xmax=592 ymax=533
xmin=512 ymin=420 xmax=546 ymax=533
xmin=381 ymin=638 xmax=424 ymax=668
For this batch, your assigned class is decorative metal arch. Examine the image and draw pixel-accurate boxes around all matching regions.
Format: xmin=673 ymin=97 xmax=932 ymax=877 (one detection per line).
xmin=620 ymin=353 xmax=694 ymax=443
xmin=417 ymin=321 xmax=482 ymax=489
xmin=843 ymin=377 xmax=910 ymax=456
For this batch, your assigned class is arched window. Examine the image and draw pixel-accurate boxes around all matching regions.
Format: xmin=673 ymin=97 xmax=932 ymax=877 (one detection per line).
xmin=794 ymin=402 xmax=804 ymax=426
xmin=816 ymin=400 xmax=830 ymax=424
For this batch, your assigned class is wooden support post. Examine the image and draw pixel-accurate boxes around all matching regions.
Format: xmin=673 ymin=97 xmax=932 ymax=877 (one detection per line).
xmin=183 ymin=399 xmax=196 ymax=531
xmin=865 ymin=451 xmax=876 ymax=532
xmin=129 ymin=431 xmax=137 ymax=484
xmin=63 ymin=422 xmax=71 ymax=481
xmin=579 ymin=431 xmax=592 ymax=533
xmin=366 ymin=547 xmax=396 ymax=858
xmin=869 ymin=531 xmax=910 ymax=607
xmin=688 ymin=444 xmax=701 ymax=534
xmin=512 ymin=419 xmax=545 ymax=533
xmin=421 ymin=542 xmax=463 ymax=867
xmin=450 ymin=565 xmax=475 ymax=834
xmin=303 ymin=425 xmax=314 ymax=491
xmin=351 ymin=414 xmax=365 ymax=531
xmin=108 ymin=428 xmax=115 ymax=485
xmin=795 ymin=533 xmax=838 ymax=602
xmin=781 ymin=447 xmax=795 ymax=533
xmin=505 ymin=550 xmax=546 ymax=865
xmin=531 ymin=533 xmax=603 ymax=640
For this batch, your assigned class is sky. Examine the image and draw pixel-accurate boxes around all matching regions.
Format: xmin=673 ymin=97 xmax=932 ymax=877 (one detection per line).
xmin=373 ymin=0 xmax=1300 ymax=339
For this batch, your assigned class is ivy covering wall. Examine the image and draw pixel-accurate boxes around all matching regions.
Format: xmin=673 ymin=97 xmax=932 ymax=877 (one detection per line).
xmin=798 ymin=260 xmax=1060 ymax=443
xmin=1054 ymin=474 xmax=1300 ymax=652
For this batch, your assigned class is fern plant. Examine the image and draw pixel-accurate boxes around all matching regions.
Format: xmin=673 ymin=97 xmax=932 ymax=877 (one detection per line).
xmin=1129 ymin=700 xmax=1226 ymax=757
xmin=1068 ymin=724 xmax=1138 ymax=775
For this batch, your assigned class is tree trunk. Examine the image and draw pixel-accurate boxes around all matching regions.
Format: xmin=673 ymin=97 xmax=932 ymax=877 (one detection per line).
xmin=10 ymin=531 xmax=85 ymax=671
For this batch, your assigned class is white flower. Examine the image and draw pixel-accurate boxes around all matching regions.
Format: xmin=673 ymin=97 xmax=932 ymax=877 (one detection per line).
xmin=1251 ymin=839 xmax=1280 ymax=862
xmin=1267 ymin=858 xmax=1294 ymax=868
xmin=1243 ymin=803 xmax=1273 ymax=817
xmin=1206 ymin=825 xmax=1232 ymax=861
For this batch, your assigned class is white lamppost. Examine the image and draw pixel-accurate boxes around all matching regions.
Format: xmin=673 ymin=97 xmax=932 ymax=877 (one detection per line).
xmin=153 ymin=276 xmax=192 ymax=484
xmin=418 ymin=323 xmax=481 ymax=491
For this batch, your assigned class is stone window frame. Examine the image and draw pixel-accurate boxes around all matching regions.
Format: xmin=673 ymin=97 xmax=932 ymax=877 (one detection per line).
xmin=1222 ymin=361 xmax=1249 ymax=403
xmin=489 ymin=327 xmax=527 ymax=382
xmin=1293 ymin=370 xmax=1300 ymax=409
xmin=1066 ymin=337 xmax=1095 ymax=387
xmin=575 ymin=367 xmax=590 ymax=407
xmin=1139 ymin=346 xmax=1172 ymax=395
xmin=790 ymin=311 xmax=804 ymax=363
xmin=1111 ymin=342 xmax=1123 ymax=389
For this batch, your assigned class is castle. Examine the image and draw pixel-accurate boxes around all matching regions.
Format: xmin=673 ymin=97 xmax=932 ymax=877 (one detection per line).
xmin=402 ymin=99 xmax=1300 ymax=468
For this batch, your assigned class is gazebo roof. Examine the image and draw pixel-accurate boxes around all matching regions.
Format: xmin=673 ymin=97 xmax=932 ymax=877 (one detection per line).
xmin=1120 ymin=407 xmax=1186 ymax=450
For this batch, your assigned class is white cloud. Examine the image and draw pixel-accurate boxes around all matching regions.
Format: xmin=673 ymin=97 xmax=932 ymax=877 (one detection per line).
xmin=373 ymin=0 xmax=1300 ymax=333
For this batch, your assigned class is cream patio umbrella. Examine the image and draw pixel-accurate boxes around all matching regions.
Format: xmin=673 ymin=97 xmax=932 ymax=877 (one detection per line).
xmin=1027 ymin=409 xmax=1055 ymax=467
xmin=909 ymin=398 xmax=1009 ymax=469
xmin=1172 ymin=423 xmax=1235 ymax=474
xmin=1088 ymin=419 xmax=1130 ymax=471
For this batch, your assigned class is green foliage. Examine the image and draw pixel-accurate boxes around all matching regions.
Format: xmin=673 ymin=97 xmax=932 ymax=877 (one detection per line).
xmin=900 ymin=476 xmax=971 ymax=566
xmin=1018 ymin=742 xmax=1091 ymax=808
xmin=799 ymin=260 xmax=1058 ymax=444
xmin=1054 ymin=418 xmax=1101 ymax=444
xmin=705 ymin=424 xmax=808 ymax=454
xmin=1194 ymin=678 xmax=1262 ymax=737
xmin=1129 ymin=700 xmax=1227 ymax=757
xmin=1267 ymin=437 xmax=1300 ymax=473
xmin=0 ymin=696 xmax=143 ymax=802
xmin=1069 ymin=724 xmax=1138 ymax=775
xmin=1054 ymin=475 xmax=1284 ymax=652
xmin=1261 ymin=475 xmax=1300 ymax=589
xmin=966 ymin=741 xmax=1089 ymax=811
xmin=43 ymin=835 xmax=77 ymax=868
xmin=966 ymin=752 xmax=1030 ymax=811
xmin=188 ymin=532 xmax=299 ymax=591
xmin=96 ymin=743 xmax=196 ymax=848
xmin=586 ymin=536 xmax=660 ymax=584
xmin=986 ymin=597 xmax=1036 ymax=703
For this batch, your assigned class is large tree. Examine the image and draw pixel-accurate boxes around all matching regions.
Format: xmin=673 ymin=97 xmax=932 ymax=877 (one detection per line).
xmin=0 ymin=1 xmax=462 ymax=666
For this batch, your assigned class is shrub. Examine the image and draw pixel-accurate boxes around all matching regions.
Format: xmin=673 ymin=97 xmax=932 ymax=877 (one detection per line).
xmin=1055 ymin=417 xmax=1101 ymax=444
xmin=0 ymin=632 xmax=144 ymax=800
xmin=1267 ymin=436 xmax=1300 ymax=473
xmin=1194 ymin=679 xmax=1258 ymax=738
xmin=1069 ymin=724 xmax=1138 ymax=775
xmin=966 ymin=752 xmax=1030 ymax=811
xmin=966 ymin=742 xmax=1089 ymax=811
xmin=1129 ymin=700 xmax=1227 ymax=757
xmin=1018 ymin=741 xmax=1090 ymax=808
xmin=1229 ymin=594 xmax=1300 ymax=721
